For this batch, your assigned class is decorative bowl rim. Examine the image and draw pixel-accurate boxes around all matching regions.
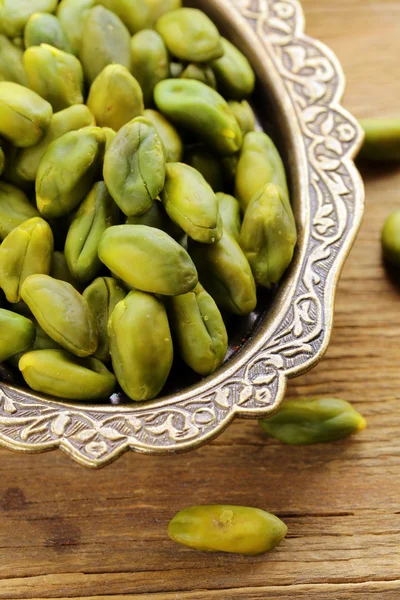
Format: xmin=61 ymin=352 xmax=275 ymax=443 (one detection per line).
xmin=0 ymin=0 xmax=365 ymax=468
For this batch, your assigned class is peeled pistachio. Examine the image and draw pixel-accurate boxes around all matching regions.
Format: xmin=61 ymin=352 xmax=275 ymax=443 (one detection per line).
xmin=24 ymin=12 xmax=73 ymax=53
xmin=21 ymin=274 xmax=98 ymax=357
xmin=259 ymin=397 xmax=367 ymax=445
xmin=0 ymin=182 xmax=39 ymax=241
xmin=130 ymin=30 xmax=169 ymax=107
xmin=143 ymin=109 xmax=183 ymax=162
xmin=0 ymin=34 xmax=28 ymax=86
xmin=168 ymin=505 xmax=287 ymax=555
xmin=108 ymin=290 xmax=173 ymax=400
xmin=0 ymin=217 xmax=54 ymax=303
xmin=0 ymin=309 xmax=35 ymax=362
xmin=216 ymin=192 xmax=241 ymax=241
xmin=0 ymin=0 xmax=58 ymax=38
xmin=57 ymin=0 xmax=96 ymax=56
xmin=211 ymin=37 xmax=255 ymax=100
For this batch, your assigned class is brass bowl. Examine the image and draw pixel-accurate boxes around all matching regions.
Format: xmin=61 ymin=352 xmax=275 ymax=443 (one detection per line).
xmin=0 ymin=0 xmax=364 ymax=468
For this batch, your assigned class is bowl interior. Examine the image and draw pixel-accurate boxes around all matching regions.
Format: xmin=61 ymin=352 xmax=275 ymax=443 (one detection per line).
xmin=0 ymin=0 xmax=304 ymax=406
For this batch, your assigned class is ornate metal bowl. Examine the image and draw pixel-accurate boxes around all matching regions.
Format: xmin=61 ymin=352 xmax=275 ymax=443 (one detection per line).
xmin=0 ymin=0 xmax=364 ymax=467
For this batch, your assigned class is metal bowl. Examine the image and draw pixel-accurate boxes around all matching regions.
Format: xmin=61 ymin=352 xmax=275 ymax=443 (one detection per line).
xmin=0 ymin=0 xmax=364 ymax=467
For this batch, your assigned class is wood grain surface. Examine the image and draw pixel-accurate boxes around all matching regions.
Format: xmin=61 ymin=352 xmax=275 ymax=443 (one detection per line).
xmin=1 ymin=0 xmax=400 ymax=598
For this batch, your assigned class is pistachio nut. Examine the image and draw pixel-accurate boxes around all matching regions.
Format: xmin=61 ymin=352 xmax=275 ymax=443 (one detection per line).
xmin=168 ymin=505 xmax=287 ymax=555
xmin=23 ymin=44 xmax=84 ymax=113
xmin=146 ymin=0 xmax=182 ymax=25
xmin=94 ymin=0 xmax=151 ymax=34
xmin=21 ymin=274 xmax=98 ymax=357
xmin=0 ymin=309 xmax=35 ymax=362
xmin=19 ymin=349 xmax=116 ymax=400
xmin=143 ymin=109 xmax=183 ymax=162
xmin=0 ymin=35 xmax=28 ymax=86
xmin=15 ymin=104 xmax=95 ymax=183
xmin=103 ymin=127 xmax=117 ymax=151
xmin=0 ymin=82 xmax=52 ymax=148
xmin=359 ymin=118 xmax=400 ymax=162
xmin=161 ymin=162 xmax=222 ymax=243
xmin=65 ymin=181 xmax=119 ymax=283
xmin=24 ymin=13 xmax=73 ymax=53
xmin=154 ymin=79 xmax=242 ymax=155
xmin=0 ymin=182 xmax=39 ymax=241
xmin=190 ymin=230 xmax=257 ymax=315
xmin=239 ymin=183 xmax=297 ymax=288
xmin=87 ymin=65 xmax=143 ymax=131
xmin=36 ymin=126 xmax=106 ymax=218
xmin=184 ymin=146 xmax=224 ymax=192
xmin=381 ymin=209 xmax=400 ymax=266
xmin=211 ymin=38 xmax=255 ymax=100
xmin=80 ymin=5 xmax=132 ymax=85
xmin=103 ymin=116 xmax=166 ymax=216
xmin=259 ymin=397 xmax=367 ymax=445
xmin=216 ymin=192 xmax=241 ymax=241
xmin=108 ymin=290 xmax=173 ymax=400
xmin=228 ymin=100 xmax=255 ymax=135
xmin=235 ymin=131 xmax=289 ymax=212
xmin=32 ymin=321 xmax=63 ymax=351
xmin=155 ymin=8 xmax=223 ymax=62
xmin=168 ymin=283 xmax=227 ymax=375
xmin=83 ymin=276 xmax=126 ymax=362
xmin=180 ymin=63 xmax=217 ymax=89
xmin=98 ymin=224 xmax=198 ymax=295
xmin=131 ymin=30 xmax=169 ymax=107
xmin=0 ymin=0 xmax=58 ymax=38
xmin=57 ymin=0 xmax=95 ymax=56
xmin=0 ymin=217 xmax=54 ymax=303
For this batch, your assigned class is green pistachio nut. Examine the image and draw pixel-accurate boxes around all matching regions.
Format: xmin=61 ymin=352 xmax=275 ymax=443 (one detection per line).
xmin=143 ymin=109 xmax=183 ymax=162
xmin=180 ymin=63 xmax=217 ymax=89
xmin=154 ymin=79 xmax=242 ymax=155
xmin=235 ymin=131 xmax=289 ymax=212
xmin=228 ymin=100 xmax=255 ymax=135
xmin=211 ymin=38 xmax=255 ymax=100
xmin=1 ymin=143 xmax=34 ymax=190
xmin=239 ymin=183 xmax=297 ymax=288
xmin=50 ymin=251 xmax=80 ymax=289
xmin=190 ymin=231 xmax=257 ymax=315
xmin=80 ymin=6 xmax=132 ymax=85
xmin=19 ymin=349 xmax=116 ymax=400
xmin=87 ymin=65 xmax=143 ymax=131
xmin=0 ymin=35 xmax=28 ymax=86
xmin=359 ymin=118 xmax=400 ymax=162
xmin=57 ymin=0 xmax=95 ymax=56
xmin=108 ymin=290 xmax=173 ymax=401
xmin=0 ymin=182 xmax=39 ymax=240
xmin=36 ymin=126 xmax=106 ymax=218
xmin=131 ymin=30 xmax=169 ymax=107
xmin=216 ymin=192 xmax=241 ymax=241
xmin=0 ymin=217 xmax=54 ymax=303
xmin=0 ymin=147 xmax=4 ymax=177
xmin=168 ymin=505 xmax=287 ymax=555
xmin=161 ymin=162 xmax=222 ymax=243
xmin=184 ymin=146 xmax=224 ymax=192
xmin=126 ymin=199 xmax=182 ymax=240
xmin=83 ymin=276 xmax=126 ymax=362
xmin=103 ymin=117 xmax=166 ymax=216
xmin=259 ymin=397 xmax=367 ymax=445
xmin=0 ymin=309 xmax=35 ymax=362
xmin=98 ymin=224 xmax=198 ymax=295
xmin=15 ymin=104 xmax=95 ymax=183
xmin=24 ymin=13 xmax=73 ymax=53
xmin=168 ymin=283 xmax=227 ymax=376
xmin=21 ymin=274 xmax=98 ymax=357
xmin=0 ymin=0 xmax=58 ymax=38
xmin=65 ymin=182 xmax=119 ymax=283
xmin=23 ymin=44 xmax=84 ymax=112
xmin=146 ymin=0 xmax=182 ymax=25
xmin=0 ymin=82 xmax=52 ymax=148
xmin=155 ymin=8 xmax=223 ymax=62
xmin=381 ymin=209 xmax=400 ymax=266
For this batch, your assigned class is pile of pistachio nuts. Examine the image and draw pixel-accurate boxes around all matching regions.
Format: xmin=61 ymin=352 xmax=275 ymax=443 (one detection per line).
xmin=0 ymin=0 xmax=297 ymax=402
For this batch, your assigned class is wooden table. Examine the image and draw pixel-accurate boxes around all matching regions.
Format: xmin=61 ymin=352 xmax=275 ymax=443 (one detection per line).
xmin=2 ymin=1 xmax=400 ymax=598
